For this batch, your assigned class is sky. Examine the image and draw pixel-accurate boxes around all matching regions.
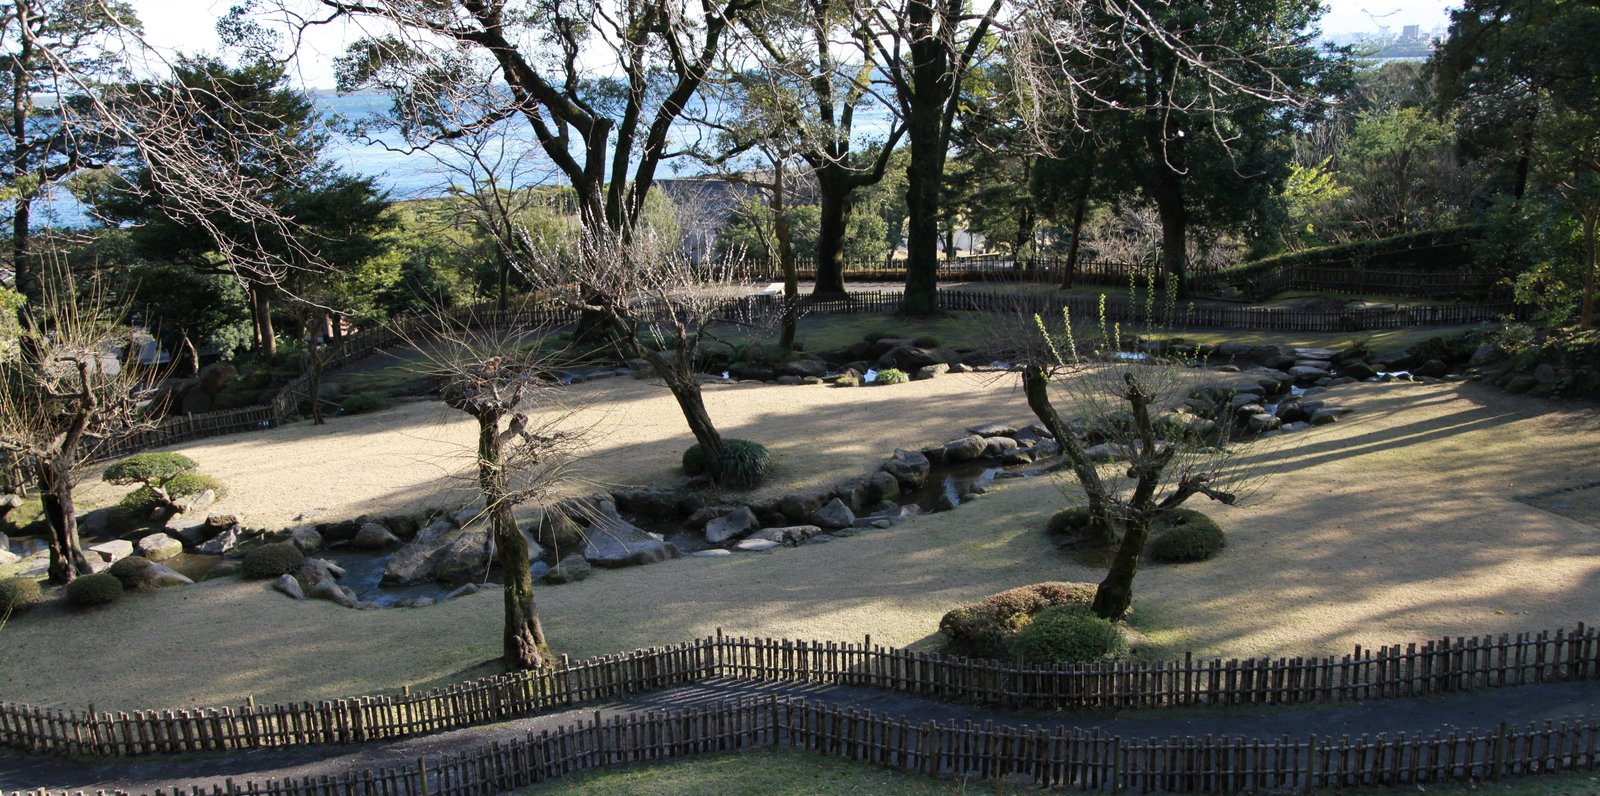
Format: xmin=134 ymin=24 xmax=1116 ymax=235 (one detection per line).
xmin=129 ymin=0 xmax=1463 ymax=91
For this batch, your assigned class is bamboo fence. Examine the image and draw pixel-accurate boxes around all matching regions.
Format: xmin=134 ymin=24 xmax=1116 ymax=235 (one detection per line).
xmin=2 ymin=625 xmax=1597 ymax=761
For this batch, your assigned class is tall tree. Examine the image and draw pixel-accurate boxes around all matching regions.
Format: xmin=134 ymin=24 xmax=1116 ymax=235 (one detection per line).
xmin=95 ymin=58 xmax=389 ymax=358
xmin=0 ymin=0 xmax=139 ymax=303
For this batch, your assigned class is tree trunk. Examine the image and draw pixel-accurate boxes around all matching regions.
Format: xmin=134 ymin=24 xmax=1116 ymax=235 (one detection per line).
xmin=773 ymin=166 xmax=799 ymax=352
xmin=36 ymin=456 xmax=91 ymax=585
xmin=250 ymin=282 xmax=277 ymax=358
xmin=476 ymin=413 xmax=548 ymax=670
xmin=182 ymin=332 xmax=200 ymax=377
xmin=1580 ymin=211 xmax=1597 ymax=330
xmin=1022 ymin=364 xmax=1115 ymax=544
xmin=1090 ymin=511 xmax=1148 ymax=621
xmin=308 ymin=347 xmax=326 ymax=426
xmin=812 ymin=172 xmax=852 ymax=299
xmin=1092 ymin=373 xmax=1164 ymax=621
xmin=1151 ymin=177 xmax=1190 ymax=299
xmin=900 ymin=0 xmax=949 ymax=318
xmin=1060 ymin=197 xmax=1088 ymax=290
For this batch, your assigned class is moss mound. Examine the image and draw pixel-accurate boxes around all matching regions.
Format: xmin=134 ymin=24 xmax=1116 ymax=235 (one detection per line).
xmin=938 ymin=582 xmax=1097 ymax=660
xmin=241 ymin=542 xmax=305 ymax=579
xmin=1147 ymin=509 xmax=1226 ymax=563
xmin=1010 ymin=605 xmax=1129 ymax=664
xmin=108 ymin=556 xmax=160 ymax=590
xmin=0 ymin=576 xmax=43 ymax=614
xmin=66 ymin=572 xmax=124 ymax=607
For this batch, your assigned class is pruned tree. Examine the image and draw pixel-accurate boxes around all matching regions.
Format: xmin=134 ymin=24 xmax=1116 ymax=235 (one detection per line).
xmin=402 ymin=311 xmax=582 ymax=670
xmin=0 ymin=264 xmax=154 ymax=584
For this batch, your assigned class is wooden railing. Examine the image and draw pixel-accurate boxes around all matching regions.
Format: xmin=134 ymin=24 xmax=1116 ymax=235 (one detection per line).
xmin=2 ymin=625 xmax=1597 ymax=760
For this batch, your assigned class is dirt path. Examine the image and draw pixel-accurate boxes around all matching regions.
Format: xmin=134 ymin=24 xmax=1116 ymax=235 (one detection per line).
xmin=6 ymin=677 xmax=1600 ymax=792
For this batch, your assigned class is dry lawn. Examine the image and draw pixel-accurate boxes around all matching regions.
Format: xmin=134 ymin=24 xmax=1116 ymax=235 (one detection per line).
xmin=3 ymin=372 xmax=1598 ymax=711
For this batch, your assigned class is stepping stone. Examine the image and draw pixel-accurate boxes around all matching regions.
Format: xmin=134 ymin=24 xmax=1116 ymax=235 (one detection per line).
xmin=734 ymin=539 xmax=781 ymax=552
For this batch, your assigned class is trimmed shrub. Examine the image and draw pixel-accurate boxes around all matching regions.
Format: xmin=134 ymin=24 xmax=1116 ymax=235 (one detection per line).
xmin=103 ymin=453 xmax=197 ymax=488
xmin=165 ymin=472 xmax=228 ymax=501
xmin=1046 ymin=506 xmax=1096 ymax=537
xmin=1010 ymin=605 xmax=1129 ymax=664
xmin=911 ymin=335 xmax=941 ymax=349
xmin=65 ymin=572 xmax=124 ymax=607
xmin=939 ymin=582 xmax=1097 ymax=660
xmin=0 ymin=577 xmax=43 ymax=615
xmin=108 ymin=556 xmax=160 ymax=590
xmin=241 ymin=542 xmax=305 ymax=579
xmin=341 ymin=391 xmax=388 ymax=415
xmin=718 ymin=439 xmax=772 ymax=490
xmin=874 ymin=368 xmax=909 ymax=385
xmin=1147 ymin=509 xmax=1226 ymax=563
xmin=682 ymin=443 xmax=709 ymax=476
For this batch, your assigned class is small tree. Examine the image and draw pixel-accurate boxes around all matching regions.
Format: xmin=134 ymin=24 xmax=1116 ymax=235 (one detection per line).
xmin=403 ymin=310 xmax=582 ymax=670
xmin=0 ymin=267 xmax=154 ymax=584
xmin=102 ymin=452 xmax=197 ymax=512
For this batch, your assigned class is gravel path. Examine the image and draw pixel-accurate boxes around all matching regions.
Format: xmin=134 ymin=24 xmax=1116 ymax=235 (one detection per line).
xmin=7 ymin=678 xmax=1600 ymax=793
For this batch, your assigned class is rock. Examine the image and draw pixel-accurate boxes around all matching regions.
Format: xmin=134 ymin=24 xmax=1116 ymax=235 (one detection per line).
xmin=779 ymin=493 xmax=826 ymax=524
xmin=273 ymin=574 xmax=306 ymax=600
xmin=865 ymin=471 xmax=901 ymax=503
xmin=450 ymin=506 xmax=482 ymax=527
xmin=145 ymin=562 xmax=193 ymax=587
xmin=545 ymin=555 xmax=592 ymax=584
xmin=690 ymin=549 xmax=732 ymax=557
xmin=1295 ymin=347 xmax=1337 ymax=361
xmin=967 ymin=422 xmax=1019 ymax=437
xmin=882 ymin=449 xmax=932 ymax=490
xmin=942 ymin=435 xmax=988 ymax=463
xmin=1233 ymin=403 xmax=1266 ymax=420
xmin=913 ymin=363 xmax=949 ymax=380
xmin=612 ymin=486 xmax=685 ymax=518
xmin=982 ymin=436 xmax=1020 ymax=457
xmin=809 ymin=498 xmax=855 ymax=529
xmin=1416 ymin=359 xmax=1449 ymax=378
xmin=0 ymin=549 xmax=18 ymax=567
xmin=920 ymin=444 xmax=948 ymax=466
xmin=198 ymin=361 xmax=237 ymax=395
xmin=208 ymin=559 xmax=242 ymax=579
xmin=1288 ymin=366 xmax=1330 ymax=384
xmin=1247 ymin=413 xmax=1283 ymax=433
xmin=308 ymin=580 xmax=359 ymax=608
xmin=748 ymin=525 xmax=821 ymax=546
xmin=443 ymin=583 xmax=479 ymax=601
xmin=1215 ymin=342 xmax=1252 ymax=361
xmin=179 ymin=388 xmax=214 ymax=415
xmin=197 ymin=525 xmax=248 ymax=555
xmin=875 ymin=345 xmax=940 ymax=371
xmin=933 ymin=493 xmax=958 ymax=512
xmin=434 ymin=526 xmax=494 ymax=585
xmin=780 ymin=359 xmax=829 ymax=379
xmin=1281 ymin=421 xmax=1312 ymax=433
xmin=685 ymin=504 xmax=740 ymax=531
xmin=1309 ymin=409 xmax=1340 ymax=426
xmin=351 ymin=523 xmax=402 ymax=550
xmin=1468 ymin=343 xmax=1501 ymax=367
xmin=583 ymin=516 xmax=679 ymax=568
xmin=704 ymin=506 xmax=759 ymax=544
xmin=296 ymin=558 xmax=340 ymax=590
xmin=1001 ymin=448 xmax=1036 ymax=466
xmin=1340 ymin=361 xmax=1377 ymax=380
xmin=831 ymin=478 xmax=872 ymax=513
xmin=1273 ymin=399 xmax=1310 ymax=424
xmin=172 ymin=489 xmax=217 ymax=517
xmin=1083 ymin=444 xmax=1122 ymax=463
xmin=136 ymin=533 xmax=183 ymax=561
xmin=286 ymin=526 xmax=323 ymax=554
xmin=87 ymin=540 xmax=134 ymax=563
xmin=734 ymin=538 xmax=781 ymax=552
xmin=383 ymin=520 xmax=465 ymax=585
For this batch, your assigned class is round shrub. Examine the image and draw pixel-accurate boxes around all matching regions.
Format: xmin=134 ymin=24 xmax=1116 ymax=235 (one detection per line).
xmin=341 ymin=391 xmax=388 ymax=415
xmin=1010 ymin=605 xmax=1128 ymax=664
xmin=108 ymin=556 xmax=160 ymax=590
xmin=0 ymin=577 xmax=43 ymax=615
xmin=1046 ymin=506 xmax=1096 ymax=537
xmin=938 ymin=582 xmax=1097 ymax=659
xmin=165 ymin=472 xmax=228 ymax=501
xmin=874 ymin=368 xmax=909 ymax=385
xmin=1147 ymin=509 xmax=1226 ymax=563
xmin=65 ymin=572 xmax=124 ymax=607
xmin=682 ymin=443 xmax=709 ymax=476
xmin=241 ymin=542 xmax=305 ymax=579
xmin=911 ymin=335 xmax=942 ymax=349
xmin=718 ymin=439 xmax=772 ymax=490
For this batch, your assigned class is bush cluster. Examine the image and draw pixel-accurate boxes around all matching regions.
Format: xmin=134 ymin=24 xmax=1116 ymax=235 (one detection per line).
xmin=108 ymin=452 xmax=227 ymax=515
xmin=682 ymin=439 xmax=773 ymax=489
xmin=1147 ymin=509 xmax=1226 ymax=563
xmin=65 ymin=572 xmax=124 ymax=607
xmin=108 ymin=556 xmax=160 ymax=590
xmin=241 ymin=542 xmax=305 ymax=579
xmin=938 ymin=582 xmax=1097 ymax=660
xmin=1010 ymin=606 xmax=1129 ymax=664
xmin=874 ymin=368 xmax=909 ymax=385
xmin=0 ymin=577 xmax=43 ymax=615
xmin=341 ymin=391 xmax=389 ymax=415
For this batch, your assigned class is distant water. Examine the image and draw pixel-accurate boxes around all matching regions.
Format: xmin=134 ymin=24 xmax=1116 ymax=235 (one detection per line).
xmin=24 ymin=91 xmax=894 ymax=227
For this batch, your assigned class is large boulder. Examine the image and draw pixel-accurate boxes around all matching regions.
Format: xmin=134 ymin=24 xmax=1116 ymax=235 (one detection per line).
xmin=308 ymin=580 xmax=359 ymax=609
xmin=351 ymin=523 xmax=402 ymax=550
xmin=704 ymin=506 xmax=759 ymax=544
xmin=1247 ymin=413 xmax=1283 ymax=433
xmin=136 ymin=533 xmax=183 ymax=561
xmin=865 ymin=470 xmax=901 ymax=504
xmin=876 ymin=345 xmax=941 ymax=371
xmin=582 ymin=517 xmax=679 ymax=568
xmin=285 ymin=526 xmax=323 ymax=554
xmin=942 ymin=435 xmax=988 ymax=463
xmin=545 ymin=555 xmax=592 ymax=584
xmin=780 ymin=359 xmax=829 ymax=379
xmin=197 ymin=361 xmax=238 ymax=396
xmin=748 ymin=525 xmax=821 ymax=546
xmin=197 ymin=524 xmax=249 ymax=555
xmin=87 ymin=540 xmax=134 ymax=563
xmin=434 ymin=526 xmax=494 ymax=585
xmin=611 ymin=486 xmax=686 ymax=518
xmin=882 ymin=449 xmax=931 ymax=491
xmin=810 ymin=498 xmax=855 ymax=529
xmin=274 ymin=574 xmax=306 ymax=600
xmin=1288 ymin=365 xmax=1330 ymax=384
xmin=779 ymin=493 xmax=827 ymax=524
xmin=171 ymin=489 xmax=217 ymax=517
xmin=1341 ymin=360 xmax=1377 ymax=380
xmin=383 ymin=519 xmax=464 ymax=585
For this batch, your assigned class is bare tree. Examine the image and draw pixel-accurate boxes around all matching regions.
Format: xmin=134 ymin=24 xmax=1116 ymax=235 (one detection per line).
xmin=401 ymin=310 xmax=582 ymax=670
xmin=0 ymin=263 xmax=154 ymax=584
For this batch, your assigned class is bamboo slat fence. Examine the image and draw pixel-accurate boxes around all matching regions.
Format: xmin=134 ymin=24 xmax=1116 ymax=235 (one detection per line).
xmin=7 ymin=696 xmax=1600 ymax=796
xmin=2 ymin=625 xmax=1598 ymax=761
